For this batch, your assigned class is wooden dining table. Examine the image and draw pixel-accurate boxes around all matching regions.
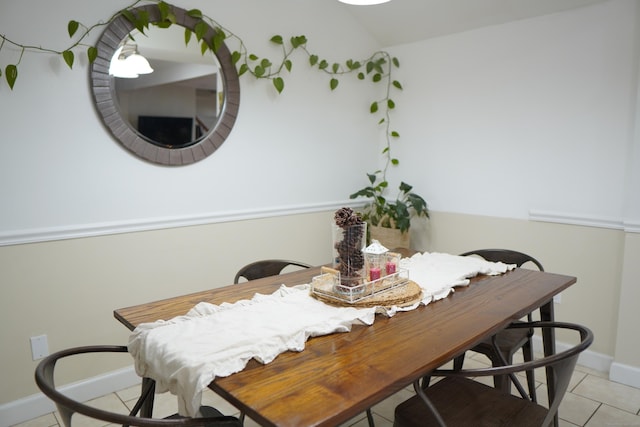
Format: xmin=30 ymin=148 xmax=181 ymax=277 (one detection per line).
xmin=114 ymin=266 xmax=575 ymax=427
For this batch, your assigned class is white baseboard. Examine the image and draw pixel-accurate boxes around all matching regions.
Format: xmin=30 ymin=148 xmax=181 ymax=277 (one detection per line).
xmin=532 ymin=335 xmax=613 ymax=374
xmin=610 ymin=362 xmax=640 ymax=389
xmin=0 ymin=366 xmax=140 ymax=427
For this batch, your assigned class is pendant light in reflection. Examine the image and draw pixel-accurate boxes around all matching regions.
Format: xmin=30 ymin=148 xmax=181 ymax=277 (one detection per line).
xmin=109 ymin=43 xmax=154 ymax=78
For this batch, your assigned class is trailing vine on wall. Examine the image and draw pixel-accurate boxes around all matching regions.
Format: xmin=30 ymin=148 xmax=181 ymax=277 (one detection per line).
xmin=0 ymin=0 xmax=426 ymax=229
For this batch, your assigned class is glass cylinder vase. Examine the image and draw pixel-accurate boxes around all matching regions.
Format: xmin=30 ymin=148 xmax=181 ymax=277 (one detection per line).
xmin=332 ymin=222 xmax=367 ymax=287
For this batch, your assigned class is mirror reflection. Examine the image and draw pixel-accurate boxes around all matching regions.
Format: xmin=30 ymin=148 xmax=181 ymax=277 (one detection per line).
xmin=111 ymin=25 xmax=222 ymax=149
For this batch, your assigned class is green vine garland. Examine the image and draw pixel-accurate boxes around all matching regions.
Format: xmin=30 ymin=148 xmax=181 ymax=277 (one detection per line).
xmin=0 ymin=0 xmax=404 ymax=197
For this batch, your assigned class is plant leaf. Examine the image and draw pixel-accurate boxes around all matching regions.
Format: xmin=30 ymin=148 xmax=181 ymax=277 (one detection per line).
xmin=391 ymin=158 xmax=400 ymax=165
xmin=254 ymin=65 xmax=265 ymax=77
xmin=273 ymin=77 xmax=284 ymax=93
xmin=194 ymin=21 xmax=207 ymax=40
xmin=318 ymin=60 xmax=328 ymax=70
xmin=184 ymin=28 xmax=192 ymax=45
xmin=330 ymin=78 xmax=339 ymax=90
xmin=372 ymin=73 xmax=382 ymax=83
xmin=270 ymin=35 xmax=283 ymax=45
xmin=332 ymin=63 xmax=339 ymax=73
xmin=370 ymin=101 xmax=379 ymax=113
xmin=67 ymin=20 xmax=79 ymax=38
xmin=309 ymin=55 xmax=318 ymax=66
xmin=393 ymin=80 xmax=403 ymax=90
xmin=5 ymin=64 xmax=17 ymax=89
xmin=87 ymin=46 xmax=98 ymax=63
xmin=238 ymin=63 xmax=249 ymax=76
xmin=392 ymin=57 xmax=400 ymax=68
xmin=391 ymin=131 xmax=400 ymax=138
xmin=249 ymin=54 xmax=259 ymax=61
xmin=62 ymin=50 xmax=74 ymax=69
xmin=231 ymin=51 xmax=242 ymax=64
xmin=357 ymin=72 xmax=365 ymax=80
xmin=187 ymin=9 xmax=203 ymax=19
xmin=387 ymin=99 xmax=395 ymax=109
xmin=284 ymin=59 xmax=292 ymax=72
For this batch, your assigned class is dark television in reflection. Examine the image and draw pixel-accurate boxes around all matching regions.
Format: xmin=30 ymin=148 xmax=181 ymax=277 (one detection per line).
xmin=138 ymin=116 xmax=194 ymax=148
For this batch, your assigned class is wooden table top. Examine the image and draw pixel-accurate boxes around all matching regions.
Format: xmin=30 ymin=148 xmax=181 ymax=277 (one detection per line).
xmin=114 ymin=266 xmax=576 ymax=427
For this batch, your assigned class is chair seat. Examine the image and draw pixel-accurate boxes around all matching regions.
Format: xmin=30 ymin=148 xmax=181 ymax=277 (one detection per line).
xmin=476 ymin=324 xmax=531 ymax=356
xmin=394 ymin=377 xmax=548 ymax=427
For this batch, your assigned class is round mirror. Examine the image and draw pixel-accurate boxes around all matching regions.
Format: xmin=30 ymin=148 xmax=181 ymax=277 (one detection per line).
xmin=90 ymin=4 xmax=240 ymax=166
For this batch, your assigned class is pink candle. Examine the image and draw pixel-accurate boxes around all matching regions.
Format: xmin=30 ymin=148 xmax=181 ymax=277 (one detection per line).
xmin=370 ymin=267 xmax=381 ymax=281
xmin=385 ymin=262 xmax=397 ymax=274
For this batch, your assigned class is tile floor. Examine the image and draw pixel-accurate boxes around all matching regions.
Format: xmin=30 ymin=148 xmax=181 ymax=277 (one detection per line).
xmin=14 ymin=351 xmax=640 ymax=427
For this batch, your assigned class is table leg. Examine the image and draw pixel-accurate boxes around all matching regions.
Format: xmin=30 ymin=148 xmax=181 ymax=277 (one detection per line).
xmin=539 ymin=298 xmax=558 ymax=427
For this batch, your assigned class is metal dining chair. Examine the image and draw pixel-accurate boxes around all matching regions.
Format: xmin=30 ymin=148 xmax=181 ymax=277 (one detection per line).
xmin=233 ymin=259 xmax=312 ymax=283
xmin=394 ymin=321 xmax=593 ymax=427
xmin=455 ymin=249 xmax=544 ymax=401
xmin=35 ymin=345 xmax=242 ymax=427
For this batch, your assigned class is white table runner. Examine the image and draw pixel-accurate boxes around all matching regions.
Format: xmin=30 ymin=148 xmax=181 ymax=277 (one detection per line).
xmin=128 ymin=252 xmax=514 ymax=416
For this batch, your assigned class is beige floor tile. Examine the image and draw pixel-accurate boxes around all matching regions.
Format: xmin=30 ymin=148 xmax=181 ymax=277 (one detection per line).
xmin=370 ymin=387 xmax=415 ymax=422
xmin=114 ymin=383 xmax=142 ymax=402
xmin=11 ymin=413 xmax=58 ymax=427
xmin=573 ymin=375 xmax=640 ymax=414
xmin=55 ymin=393 xmax=129 ymax=427
xmin=586 ymin=403 xmax=640 ymax=426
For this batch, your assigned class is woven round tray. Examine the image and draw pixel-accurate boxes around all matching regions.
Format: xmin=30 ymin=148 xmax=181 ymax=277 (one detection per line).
xmin=312 ymin=280 xmax=423 ymax=308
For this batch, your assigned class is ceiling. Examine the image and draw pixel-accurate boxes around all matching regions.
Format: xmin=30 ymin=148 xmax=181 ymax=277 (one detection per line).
xmin=341 ymin=0 xmax=610 ymax=46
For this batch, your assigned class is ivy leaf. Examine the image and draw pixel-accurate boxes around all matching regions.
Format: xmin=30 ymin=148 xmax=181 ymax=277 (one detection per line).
xmin=318 ymin=60 xmax=328 ymax=70
xmin=184 ymin=29 xmax=192 ymax=45
xmin=332 ymin=63 xmax=339 ymax=73
xmin=392 ymin=80 xmax=403 ymax=90
xmin=120 ymin=9 xmax=137 ymax=26
xmin=387 ymin=99 xmax=395 ymax=109
xmin=200 ymin=40 xmax=208 ymax=55
xmin=357 ymin=72 xmax=365 ymax=80
xmin=5 ymin=65 xmax=18 ymax=90
xmin=270 ymin=35 xmax=283 ymax=45
xmin=370 ymin=101 xmax=379 ymax=114
xmin=87 ymin=46 xmax=98 ymax=63
xmin=249 ymin=54 xmax=259 ymax=61
xmin=62 ymin=50 xmax=74 ymax=69
xmin=231 ymin=51 xmax=242 ymax=65
xmin=254 ymin=65 xmax=265 ymax=77
xmin=260 ymin=58 xmax=272 ymax=69
xmin=187 ymin=9 xmax=203 ymax=19
xmin=330 ymin=78 xmax=339 ymax=90
xmin=158 ymin=2 xmax=175 ymax=23
xmin=284 ymin=59 xmax=292 ymax=72
xmin=290 ymin=35 xmax=307 ymax=48
xmin=372 ymin=73 xmax=382 ymax=83
xmin=391 ymin=130 xmax=400 ymax=138
xmin=391 ymin=158 xmax=400 ymax=166
xmin=212 ymin=31 xmax=225 ymax=53
xmin=392 ymin=57 xmax=400 ymax=68
xmin=273 ymin=77 xmax=284 ymax=93
xmin=238 ymin=63 xmax=249 ymax=76
xmin=194 ymin=21 xmax=207 ymax=41
xmin=309 ymin=55 xmax=318 ymax=66
xmin=67 ymin=20 xmax=79 ymax=38
xmin=366 ymin=61 xmax=374 ymax=74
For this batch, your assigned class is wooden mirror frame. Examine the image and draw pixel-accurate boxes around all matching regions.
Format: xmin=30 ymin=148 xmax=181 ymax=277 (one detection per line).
xmin=90 ymin=4 xmax=240 ymax=166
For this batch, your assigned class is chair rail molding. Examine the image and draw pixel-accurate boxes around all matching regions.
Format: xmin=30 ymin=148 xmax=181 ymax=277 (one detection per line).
xmin=0 ymin=201 xmax=364 ymax=247
xmin=528 ymin=209 xmax=639 ymax=232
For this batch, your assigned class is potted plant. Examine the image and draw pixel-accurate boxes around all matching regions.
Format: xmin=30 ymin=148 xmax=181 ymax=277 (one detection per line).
xmin=349 ymin=172 xmax=429 ymax=249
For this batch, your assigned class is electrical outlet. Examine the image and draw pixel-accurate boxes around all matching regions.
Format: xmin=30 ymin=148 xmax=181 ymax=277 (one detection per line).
xmin=30 ymin=335 xmax=49 ymax=360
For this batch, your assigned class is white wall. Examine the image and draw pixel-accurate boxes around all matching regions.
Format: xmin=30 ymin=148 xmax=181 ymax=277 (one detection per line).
xmin=0 ymin=0 xmax=380 ymax=242
xmin=389 ymin=0 xmax=639 ymax=226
